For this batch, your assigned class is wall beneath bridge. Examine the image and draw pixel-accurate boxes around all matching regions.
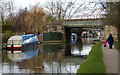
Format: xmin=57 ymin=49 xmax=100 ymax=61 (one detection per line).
xmin=101 ymin=25 xmax=118 ymax=41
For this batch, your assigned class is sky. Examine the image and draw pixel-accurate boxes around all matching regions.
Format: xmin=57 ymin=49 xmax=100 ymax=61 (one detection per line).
xmin=2 ymin=0 xmax=119 ymax=19
xmin=12 ymin=0 xmax=120 ymax=9
xmin=10 ymin=0 xmax=119 ymax=11
xmin=9 ymin=0 xmax=104 ymax=19
xmin=12 ymin=0 xmax=100 ymax=10
xmin=13 ymin=0 xmax=46 ymax=9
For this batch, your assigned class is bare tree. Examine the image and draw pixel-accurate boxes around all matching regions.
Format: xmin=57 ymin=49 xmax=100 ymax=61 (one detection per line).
xmin=0 ymin=7 xmax=4 ymax=25
xmin=0 ymin=0 xmax=14 ymax=25
xmin=45 ymin=0 xmax=84 ymax=20
xmin=45 ymin=0 xmax=103 ymax=20
xmin=12 ymin=8 xmax=27 ymax=32
xmin=0 ymin=1 xmax=7 ymax=25
xmin=6 ymin=1 xmax=14 ymax=21
xmin=100 ymin=2 xmax=120 ymax=49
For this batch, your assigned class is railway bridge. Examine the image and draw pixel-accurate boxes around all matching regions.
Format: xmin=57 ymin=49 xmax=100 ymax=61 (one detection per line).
xmin=61 ymin=18 xmax=104 ymax=56
xmin=62 ymin=18 xmax=104 ymax=43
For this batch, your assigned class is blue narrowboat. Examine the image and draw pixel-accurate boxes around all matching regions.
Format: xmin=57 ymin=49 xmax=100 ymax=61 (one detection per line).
xmin=7 ymin=34 xmax=38 ymax=53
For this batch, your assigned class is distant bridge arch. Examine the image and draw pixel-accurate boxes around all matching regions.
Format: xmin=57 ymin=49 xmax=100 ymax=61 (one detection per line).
xmin=63 ymin=18 xmax=104 ymax=43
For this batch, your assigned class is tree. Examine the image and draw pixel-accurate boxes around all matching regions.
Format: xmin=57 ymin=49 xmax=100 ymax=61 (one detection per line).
xmin=0 ymin=0 xmax=7 ymax=25
xmin=46 ymin=0 xmax=84 ymax=20
xmin=100 ymin=2 xmax=120 ymax=49
xmin=45 ymin=0 xmax=104 ymax=20
xmin=24 ymin=5 xmax=49 ymax=34
xmin=0 ymin=0 xmax=14 ymax=25
xmin=0 ymin=7 xmax=4 ymax=25
xmin=6 ymin=1 xmax=14 ymax=21
xmin=12 ymin=8 xmax=27 ymax=32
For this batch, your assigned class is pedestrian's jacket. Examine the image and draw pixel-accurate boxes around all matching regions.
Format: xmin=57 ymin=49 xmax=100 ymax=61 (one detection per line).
xmin=107 ymin=35 xmax=114 ymax=44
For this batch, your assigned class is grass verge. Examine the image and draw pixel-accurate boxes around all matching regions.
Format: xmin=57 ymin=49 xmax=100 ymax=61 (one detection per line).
xmin=76 ymin=42 xmax=105 ymax=74
xmin=114 ymin=41 xmax=120 ymax=51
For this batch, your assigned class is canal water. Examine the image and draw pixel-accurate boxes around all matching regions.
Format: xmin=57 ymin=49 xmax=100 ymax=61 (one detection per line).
xmin=2 ymin=38 xmax=95 ymax=73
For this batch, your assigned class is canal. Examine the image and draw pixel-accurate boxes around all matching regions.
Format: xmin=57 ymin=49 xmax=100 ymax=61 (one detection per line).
xmin=2 ymin=38 xmax=95 ymax=73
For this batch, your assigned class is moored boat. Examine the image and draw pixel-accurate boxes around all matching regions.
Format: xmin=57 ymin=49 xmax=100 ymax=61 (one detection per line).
xmin=7 ymin=34 xmax=38 ymax=53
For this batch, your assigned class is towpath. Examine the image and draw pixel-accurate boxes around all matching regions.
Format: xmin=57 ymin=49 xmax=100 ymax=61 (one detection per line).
xmin=102 ymin=44 xmax=119 ymax=74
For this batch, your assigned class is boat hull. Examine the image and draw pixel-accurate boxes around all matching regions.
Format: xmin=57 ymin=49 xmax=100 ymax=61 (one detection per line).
xmin=7 ymin=41 xmax=38 ymax=53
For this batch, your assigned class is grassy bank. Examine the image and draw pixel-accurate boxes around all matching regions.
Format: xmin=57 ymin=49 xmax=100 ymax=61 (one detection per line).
xmin=114 ymin=41 xmax=120 ymax=51
xmin=77 ymin=42 xmax=105 ymax=74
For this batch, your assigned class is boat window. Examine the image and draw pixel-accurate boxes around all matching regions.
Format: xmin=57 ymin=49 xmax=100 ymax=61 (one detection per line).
xmin=7 ymin=40 xmax=23 ymax=45
xmin=7 ymin=40 xmax=12 ymax=44
xmin=22 ymin=35 xmax=35 ymax=41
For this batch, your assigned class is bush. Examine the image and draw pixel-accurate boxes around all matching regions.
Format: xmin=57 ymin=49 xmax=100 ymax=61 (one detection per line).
xmin=2 ymin=30 xmax=12 ymax=43
xmin=2 ymin=20 xmax=12 ymax=32
xmin=43 ymin=32 xmax=63 ymax=41
xmin=114 ymin=41 xmax=120 ymax=51
xmin=2 ymin=25 xmax=12 ymax=32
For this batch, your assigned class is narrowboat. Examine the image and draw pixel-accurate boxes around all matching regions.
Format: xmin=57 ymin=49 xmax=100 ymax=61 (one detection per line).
xmin=7 ymin=34 xmax=38 ymax=53
xmin=8 ymin=45 xmax=38 ymax=61
xmin=71 ymin=33 xmax=77 ymax=41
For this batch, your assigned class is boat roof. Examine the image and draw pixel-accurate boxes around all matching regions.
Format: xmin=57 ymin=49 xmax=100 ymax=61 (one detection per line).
xmin=38 ymin=34 xmax=43 ymax=35
xmin=8 ymin=35 xmax=22 ymax=41
xmin=8 ymin=34 xmax=36 ymax=41
xmin=21 ymin=34 xmax=35 ymax=37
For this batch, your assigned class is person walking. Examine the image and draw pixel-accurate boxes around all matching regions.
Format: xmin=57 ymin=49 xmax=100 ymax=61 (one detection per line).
xmin=107 ymin=34 xmax=114 ymax=49
xmin=103 ymin=40 xmax=107 ymax=48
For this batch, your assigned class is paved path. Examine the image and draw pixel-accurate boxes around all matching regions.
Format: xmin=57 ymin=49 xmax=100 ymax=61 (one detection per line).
xmin=102 ymin=44 xmax=119 ymax=74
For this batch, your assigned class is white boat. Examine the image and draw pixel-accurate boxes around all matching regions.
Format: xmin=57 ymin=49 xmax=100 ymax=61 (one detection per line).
xmin=7 ymin=34 xmax=38 ymax=53
xmin=8 ymin=46 xmax=38 ymax=61
xmin=71 ymin=33 xmax=77 ymax=41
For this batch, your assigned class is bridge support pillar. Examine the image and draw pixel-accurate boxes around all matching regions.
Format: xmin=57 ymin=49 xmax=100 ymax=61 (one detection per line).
xmin=65 ymin=27 xmax=71 ymax=43
xmin=64 ymin=26 xmax=71 ymax=56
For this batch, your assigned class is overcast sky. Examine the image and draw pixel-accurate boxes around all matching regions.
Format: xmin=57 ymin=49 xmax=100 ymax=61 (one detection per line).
xmin=9 ymin=0 xmax=104 ymax=19
xmin=13 ymin=0 xmax=46 ymax=9
xmin=12 ymin=0 xmax=98 ymax=10
xmin=3 ymin=0 xmax=118 ymax=19
xmin=12 ymin=0 xmax=120 ymax=9
xmin=11 ymin=0 xmax=119 ymax=10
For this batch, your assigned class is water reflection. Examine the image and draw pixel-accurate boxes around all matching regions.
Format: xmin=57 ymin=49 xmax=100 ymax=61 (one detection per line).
xmin=8 ymin=44 xmax=38 ymax=61
xmin=71 ymin=38 xmax=93 ymax=56
xmin=43 ymin=44 xmax=63 ymax=53
xmin=12 ymin=43 xmax=85 ymax=73
xmin=81 ymin=38 xmax=94 ymax=56
xmin=71 ymin=38 xmax=83 ymax=56
xmin=23 ymin=50 xmax=38 ymax=59
xmin=2 ymin=38 xmax=94 ymax=73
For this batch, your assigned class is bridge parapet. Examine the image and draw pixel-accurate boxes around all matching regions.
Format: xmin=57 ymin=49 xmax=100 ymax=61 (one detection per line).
xmin=62 ymin=18 xmax=103 ymax=27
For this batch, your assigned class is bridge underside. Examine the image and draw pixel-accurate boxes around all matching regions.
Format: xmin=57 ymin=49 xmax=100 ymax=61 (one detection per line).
xmin=63 ymin=18 xmax=103 ymax=56
xmin=63 ymin=19 xmax=103 ymax=43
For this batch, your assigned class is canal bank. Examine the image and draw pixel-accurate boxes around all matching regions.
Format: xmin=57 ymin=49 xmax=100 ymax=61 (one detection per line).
xmin=76 ymin=42 xmax=105 ymax=74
